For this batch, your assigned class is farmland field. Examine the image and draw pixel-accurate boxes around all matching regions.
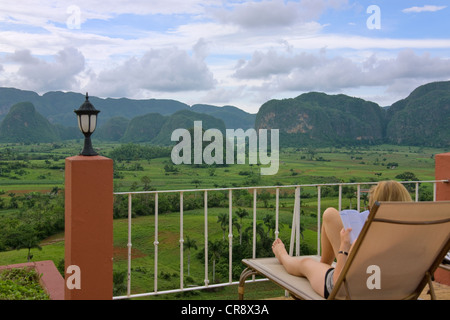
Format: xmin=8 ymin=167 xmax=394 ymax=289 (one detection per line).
xmin=0 ymin=141 xmax=441 ymax=191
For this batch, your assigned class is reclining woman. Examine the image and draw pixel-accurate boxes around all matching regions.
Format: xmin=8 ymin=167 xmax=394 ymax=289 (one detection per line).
xmin=272 ymin=180 xmax=412 ymax=299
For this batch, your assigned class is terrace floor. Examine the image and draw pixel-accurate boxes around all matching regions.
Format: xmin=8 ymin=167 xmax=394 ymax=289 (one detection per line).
xmin=268 ymin=280 xmax=450 ymax=300
xmin=268 ymin=264 xmax=450 ymax=300
xmin=418 ymin=282 xmax=450 ymax=300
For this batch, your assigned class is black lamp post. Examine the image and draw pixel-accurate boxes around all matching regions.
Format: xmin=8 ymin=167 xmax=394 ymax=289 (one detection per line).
xmin=74 ymin=93 xmax=100 ymax=156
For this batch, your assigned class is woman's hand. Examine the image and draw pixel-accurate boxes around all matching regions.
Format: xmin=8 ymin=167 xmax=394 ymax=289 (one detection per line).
xmin=334 ymin=227 xmax=354 ymax=285
xmin=339 ymin=228 xmax=352 ymax=252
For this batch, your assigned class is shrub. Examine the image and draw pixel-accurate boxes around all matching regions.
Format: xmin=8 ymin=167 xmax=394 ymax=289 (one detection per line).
xmin=0 ymin=268 xmax=49 ymax=300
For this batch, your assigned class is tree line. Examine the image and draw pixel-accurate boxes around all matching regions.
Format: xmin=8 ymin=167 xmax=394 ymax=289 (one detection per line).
xmin=0 ymin=189 xmax=64 ymax=260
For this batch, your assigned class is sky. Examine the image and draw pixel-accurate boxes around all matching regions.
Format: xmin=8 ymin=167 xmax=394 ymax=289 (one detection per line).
xmin=0 ymin=0 xmax=449 ymax=114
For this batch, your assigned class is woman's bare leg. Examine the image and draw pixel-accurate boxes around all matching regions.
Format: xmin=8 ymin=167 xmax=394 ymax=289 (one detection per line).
xmin=272 ymin=238 xmax=330 ymax=297
xmin=320 ymin=207 xmax=343 ymax=264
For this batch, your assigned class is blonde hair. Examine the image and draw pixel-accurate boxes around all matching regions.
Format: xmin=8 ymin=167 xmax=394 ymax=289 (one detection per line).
xmin=368 ymin=180 xmax=412 ymax=209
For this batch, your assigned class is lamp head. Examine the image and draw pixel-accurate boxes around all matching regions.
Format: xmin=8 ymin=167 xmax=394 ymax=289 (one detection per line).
xmin=74 ymin=93 xmax=100 ymax=134
xmin=74 ymin=93 xmax=100 ymax=156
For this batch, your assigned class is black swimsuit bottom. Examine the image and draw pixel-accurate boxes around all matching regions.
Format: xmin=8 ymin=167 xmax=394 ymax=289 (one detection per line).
xmin=324 ymin=267 xmax=335 ymax=299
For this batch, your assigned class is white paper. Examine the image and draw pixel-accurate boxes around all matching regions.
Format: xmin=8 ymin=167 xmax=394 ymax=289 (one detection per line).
xmin=339 ymin=209 xmax=370 ymax=243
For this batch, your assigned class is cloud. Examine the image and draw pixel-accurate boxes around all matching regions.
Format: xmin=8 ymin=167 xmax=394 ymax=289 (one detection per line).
xmin=402 ymin=5 xmax=447 ymax=13
xmin=212 ymin=0 xmax=301 ymax=29
xmin=200 ymin=86 xmax=247 ymax=105
xmin=81 ymin=0 xmax=221 ymax=15
xmin=87 ymin=44 xmax=216 ymax=97
xmin=234 ymin=48 xmax=450 ymax=94
xmin=0 ymin=0 xmax=449 ymax=113
xmin=211 ymin=0 xmax=348 ymax=29
xmin=234 ymin=49 xmax=321 ymax=79
xmin=1 ymin=47 xmax=85 ymax=92
xmin=192 ymin=38 xmax=211 ymax=61
xmin=0 ymin=0 xmax=220 ymax=26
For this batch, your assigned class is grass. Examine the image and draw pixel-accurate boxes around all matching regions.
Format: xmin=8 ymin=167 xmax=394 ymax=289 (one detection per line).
xmin=0 ymin=241 xmax=65 ymax=269
xmin=0 ymin=142 xmax=444 ymax=299
xmin=0 ymin=267 xmax=50 ymax=300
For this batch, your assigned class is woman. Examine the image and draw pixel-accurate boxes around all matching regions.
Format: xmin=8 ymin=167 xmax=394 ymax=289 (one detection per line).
xmin=272 ymin=180 xmax=412 ymax=299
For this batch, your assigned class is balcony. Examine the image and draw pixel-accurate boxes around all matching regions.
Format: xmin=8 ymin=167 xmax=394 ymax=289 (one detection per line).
xmin=2 ymin=154 xmax=450 ymax=301
xmin=111 ymin=179 xmax=450 ymax=300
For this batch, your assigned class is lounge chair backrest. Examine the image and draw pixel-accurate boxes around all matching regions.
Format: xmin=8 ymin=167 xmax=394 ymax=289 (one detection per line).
xmin=331 ymin=201 xmax=450 ymax=300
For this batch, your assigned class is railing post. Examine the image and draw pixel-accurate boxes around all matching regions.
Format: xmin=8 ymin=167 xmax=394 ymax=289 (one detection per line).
xmin=127 ymin=193 xmax=132 ymax=297
xmin=64 ymin=155 xmax=113 ymax=300
xmin=180 ymin=192 xmax=184 ymax=290
xmin=252 ymin=189 xmax=257 ymax=282
xmin=356 ymin=184 xmax=361 ymax=212
xmin=228 ymin=189 xmax=233 ymax=283
xmin=154 ymin=193 xmax=159 ymax=293
xmin=415 ymin=182 xmax=419 ymax=202
xmin=435 ymin=153 xmax=450 ymax=201
xmin=252 ymin=189 xmax=257 ymax=259
xmin=317 ymin=186 xmax=321 ymax=256
xmin=204 ymin=191 xmax=209 ymax=287
xmin=275 ymin=188 xmax=279 ymax=240
xmin=289 ymin=187 xmax=300 ymax=256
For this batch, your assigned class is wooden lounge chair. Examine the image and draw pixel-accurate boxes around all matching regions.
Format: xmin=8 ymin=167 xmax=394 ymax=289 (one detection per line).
xmin=239 ymin=201 xmax=450 ymax=300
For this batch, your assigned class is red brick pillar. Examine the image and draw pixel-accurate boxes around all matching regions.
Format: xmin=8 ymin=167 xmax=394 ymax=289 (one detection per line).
xmin=65 ymin=156 xmax=113 ymax=300
xmin=435 ymin=153 xmax=450 ymax=201
xmin=434 ymin=153 xmax=450 ymax=286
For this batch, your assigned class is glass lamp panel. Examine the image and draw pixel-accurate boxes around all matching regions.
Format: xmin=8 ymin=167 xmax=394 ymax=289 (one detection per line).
xmin=89 ymin=114 xmax=97 ymax=132
xmin=80 ymin=114 xmax=90 ymax=133
xmin=77 ymin=115 xmax=83 ymax=132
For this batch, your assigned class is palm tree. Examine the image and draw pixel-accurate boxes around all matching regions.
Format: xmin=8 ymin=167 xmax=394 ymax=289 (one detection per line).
xmin=141 ymin=175 xmax=152 ymax=191
xmin=184 ymin=236 xmax=197 ymax=276
xmin=209 ymin=240 xmax=222 ymax=283
xmin=346 ymin=192 xmax=354 ymax=209
xmin=217 ymin=213 xmax=239 ymax=242
xmin=343 ymin=186 xmax=356 ymax=209
xmin=263 ymin=214 xmax=274 ymax=237
xmin=217 ymin=213 xmax=228 ymax=241
xmin=259 ymin=191 xmax=271 ymax=208
xmin=235 ymin=208 xmax=249 ymax=245
xmin=361 ymin=192 xmax=369 ymax=210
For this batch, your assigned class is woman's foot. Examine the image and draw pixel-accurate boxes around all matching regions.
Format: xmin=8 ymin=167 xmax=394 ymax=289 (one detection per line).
xmin=272 ymin=238 xmax=288 ymax=262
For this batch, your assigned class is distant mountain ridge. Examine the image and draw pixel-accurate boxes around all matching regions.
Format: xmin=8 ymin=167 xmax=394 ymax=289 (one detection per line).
xmin=0 ymin=102 xmax=59 ymax=143
xmin=0 ymin=87 xmax=256 ymax=130
xmin=385 ymin=82 xmax=450 ymax=147
xmin=0 ymin=104 xmax=227 ymax=145
xmin=256 ymin=92 xmax=385 ymax=147
xmin=0 ymin=81 xmax=449 ymax=147
xmin=119 ymin=109 xmax=226 ymax=145
xmin=255 ymin=81 xmax=450 ymax=148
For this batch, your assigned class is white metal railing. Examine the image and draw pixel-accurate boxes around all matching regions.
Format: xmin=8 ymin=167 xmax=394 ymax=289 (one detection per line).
xmin=112 ymin=179 xmax=448 ymax=300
